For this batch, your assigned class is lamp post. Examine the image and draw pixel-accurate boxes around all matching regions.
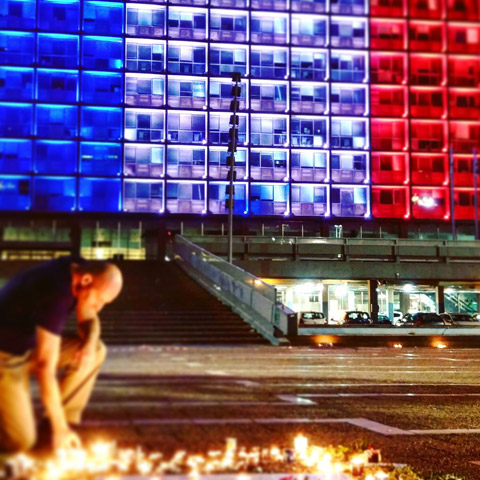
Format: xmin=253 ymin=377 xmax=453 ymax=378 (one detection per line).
xmin=226 ymin=72 xmax=242 ymax=264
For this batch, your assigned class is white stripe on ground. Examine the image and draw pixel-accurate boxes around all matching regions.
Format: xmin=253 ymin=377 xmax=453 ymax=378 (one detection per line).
xmin=410 ymin=428 xmax=480 ymax=435
xmin=301 ymin=393 xmax=480 ymax=398
xmin=272 ymin=383 xmax=480 ymax=387
xmin=275 ymin=394 xmax=317 ymax=405
xmin=347 ymin=418 xmax=412 ymax=435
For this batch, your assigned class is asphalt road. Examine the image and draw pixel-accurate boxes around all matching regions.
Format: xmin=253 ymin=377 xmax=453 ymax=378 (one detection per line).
xmin=65 ymin=346 xmax=480 ymax=479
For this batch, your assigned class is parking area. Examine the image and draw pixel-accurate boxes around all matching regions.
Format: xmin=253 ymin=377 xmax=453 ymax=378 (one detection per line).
xmin=66 ymin=346 xmax=480 ymax=479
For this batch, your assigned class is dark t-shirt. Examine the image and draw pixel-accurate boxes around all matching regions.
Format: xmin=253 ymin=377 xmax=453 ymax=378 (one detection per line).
xmin=0 ymin=255 xmax=83 ymax=355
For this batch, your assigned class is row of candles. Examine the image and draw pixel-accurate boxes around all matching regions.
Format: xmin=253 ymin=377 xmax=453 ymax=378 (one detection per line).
xmin=2 ymin=435 xmax=393 ymax=480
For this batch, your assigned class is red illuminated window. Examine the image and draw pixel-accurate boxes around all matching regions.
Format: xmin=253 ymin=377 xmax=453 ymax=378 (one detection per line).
xmin=448 ymin=56 xmax=480 ymax=87
xmin=412 ymin=187 xmax=449 ymax=219
xmin=453 ymin=155 xmax=479 ymax=186
xmin=454 ymin=189 xmax=479 ymax=219
xmin=371 ymin=153 xmax=408 ymax=184
xmin=372 ymin=187 xmax=408 ymax=218
xmin=447 ymin=0 xmax=480 ymax=20
xmin=370 ymin=20 xmax=407 ymax=50
xmin=410 ymin=120 xmax=447 ymax=152
xmin=410 ymin=87 xmax=446 ymax=118
xmin=371 ymin=119 xmax=408 ymax=151
xmin=450 ymin=121 xmax=480 ymax=153
xmin=448 ymin=24 xmax=480 ymax=54
xmin=370 ymin=86 xmax=407 ymax=117
xmin=370 ymin=53 xmax=407 ymax=84
xmin=449 ymin=88 xmax=480 ymax=119
xmin=370 ymin=0 xmax=406 ymax=17
xmin=411 ymin=153 xmax=448 ymax=185
xmin=410 ymin=54 xmax=446 ymax=86
xmin=409 ymin=22 xmax=445 ymax=52
xmin=410 ymin=0 xmax=445 ymax=19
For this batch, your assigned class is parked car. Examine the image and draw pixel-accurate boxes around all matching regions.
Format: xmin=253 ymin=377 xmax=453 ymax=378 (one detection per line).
xmin=440 ymin=312 xmax=480 ymax=326
xmin=298 ymin=311 xmax=327 ymax=326
xmin=374 ymin=314 xmax=393 ymax=325
xmin=401 ymin=312 xmax=448 ymax=327
xmin=393 ymin=311 xmax=404 ymax=325
xmin=341 ymin=311 xmax=372 ymax=325
xmin=471 ymin=313 xmax=480 ymax=323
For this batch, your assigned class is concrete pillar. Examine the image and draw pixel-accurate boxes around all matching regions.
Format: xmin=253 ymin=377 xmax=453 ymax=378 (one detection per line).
xmin=369 ymin=280 xmax=379 ymax=323
xmin=400 ymin=292 xmax=410 ymax=314
xmin=436 ymin=285 xmax=445 ymax=314
xmin=387 ymin=287 xmax=395 ymax=320
xmin=322 ymin=285 xmax=329 ymax=320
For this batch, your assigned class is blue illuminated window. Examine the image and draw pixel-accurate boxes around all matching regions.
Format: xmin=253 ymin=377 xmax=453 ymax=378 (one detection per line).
xmin=168 ymin=43 xmax=206 ymax=74
xmin=126 ymin=74 xmax=164 ymax=107
xmin=37 ymin=34 xmax=79 ymax=68
xmin=251 ymin=13 xmax=288 ymax=45
xmin=125 ymin=109 xmax=164 ymax=142
xmin=83 ymin=1 xmax=124 ymax=35
xmin=331 ymin=51 xmax=367 ymax=82
xmin=0 ymin=32 xmax=35 ymax=66
xmin=209 ymin=148 xmax=247 ymax=179
xmin=168 ymin=78 xmax=206 ymax=108
xmin=0 ymin=0 xmax=36 ymax=29
xmin=291 ymin=0 xmax=327 ymax=13
xmin=78 ymin=177 xmax=121 ymax=212
xmin=127 ymin=5 xmax=165 ymax=38
xmin=170 ymin=0 xmax=207 ymax=6
xmin=80 ymin=142 xmax=122 ymax=175
xmin=36 ymin=104 xmax=77 ymax=139
xmin=38 ymin=0 xmax=80 ymax=33
xmin=331 ymin=0 xmax=367 ymax=15
xmin=291 ymin=116 xmax=328 ymax=147
xmin=168 ymin=8 xmax=207 ymax=40
xmin=291 ymin=15 xmax=328 ymax=46
xmin=126 ymin=39 xmax=165 ymax=73
xmin=252 ymin=0 xmax=288 ymax=9
xmin=251 ymin=115 xmax=288 ymax=146
xmin=211 ymin=0 xmax=247 ymax=6
xmin=82 ymin=36 xmax=123 ymax=71
xmin=124 ymin=180 xmax=164 ymax=213
xmin=0 ymin=103 xmax=33 ymax=137
xmin=0 ymin=176 xmax=31 ymax=210
xmin=291 ymin=49 xmax=327 ymax=80
xmin=291 ymin=83 xmax=328 ymax=114
xmin=331 ymin=85 xmax=367 ymax=115
xmin=291 ymin=184 xmax=327 ymax=216
xmin=36 ymin=69 xmax=79 ymax=103
xmin=210 ymin=11 xmax=247 ymax=42
xmin=0 ymin=68 xmax=34 ymax=101
xmin=166 ymin=146 xmax=206 ymax=178
xmin=331 ymin=118 xmax=368 ymax=149
xmin=124 ymin=144 xmax=164 ymax=177
xmin=0 ymin=140 xmax=32 ymax=174
xmin=251 ymin=48 xmax=287 ymax=79
xmin=166 ymin=181 xmax=206 ymax=214
xmin=291 ymin=150 xmax=328 ymax=182
xmin=209 ymin=182 xmax=247 ymax=215
xmin=209 ymin=113 xmax=247 ymax=144
xmin=331 ymin=152 xmax=368 ymax=183
xmin=331 ymin=185 xmax=368 ymax=217
xmin=167 ymin=112 xmax=206 ymax=144
xmin=209 ymin=45 xmax=247 ymax=76
xmin=33 ymin=176 xmax=76 ymax=211
xmin=250 ymin=150 xmax=288 ymax=180
xmin=250 ymin=183 xmax=288 ymax=216
xmin=210 ymin=80 xmax=247 ymax=110
xmin=81 ymin=107 xmax=122 ymax=141
xmin=82 ymin=71 xmax=123 ymax=105
xmin=35 ymin=140 xmax=77 ymax=174
xmin=331 ymin=18 xmax=367 ymax=49
xmin=250 ymin=82 xmax=287 ymax=112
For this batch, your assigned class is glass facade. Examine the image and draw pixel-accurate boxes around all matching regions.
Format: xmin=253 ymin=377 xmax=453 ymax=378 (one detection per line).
xmin=0 ymin=0 xmax=479 ymax=221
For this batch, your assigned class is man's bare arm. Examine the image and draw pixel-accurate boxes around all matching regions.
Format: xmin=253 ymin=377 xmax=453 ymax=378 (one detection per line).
xmin=35 ymin=327 xmax=81 ymax=449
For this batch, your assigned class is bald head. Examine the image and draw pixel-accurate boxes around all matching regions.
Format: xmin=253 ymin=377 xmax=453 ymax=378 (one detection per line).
xmin=72 ymin=261 xmax=123 ymax=313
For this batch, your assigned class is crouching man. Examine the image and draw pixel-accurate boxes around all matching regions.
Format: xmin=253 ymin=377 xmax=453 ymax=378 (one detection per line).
xmin=0 ymin=256 xmax=123 ymax=453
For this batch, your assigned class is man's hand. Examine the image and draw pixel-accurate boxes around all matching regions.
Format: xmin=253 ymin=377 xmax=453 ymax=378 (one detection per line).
xmin=53 ymin=427 xmax=82 ymax=451
xmin=72 ymin=342 xmax=96 ymax=370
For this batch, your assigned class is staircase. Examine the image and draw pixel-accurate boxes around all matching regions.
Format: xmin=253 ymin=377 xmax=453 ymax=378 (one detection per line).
xmin=94 ymin=261 xmax=268 ymax=346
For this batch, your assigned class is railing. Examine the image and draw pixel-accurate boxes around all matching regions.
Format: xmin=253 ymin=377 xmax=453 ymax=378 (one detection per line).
xmin=174 ymin=235 xmax=297 ymax=345
xmin=184 ymin=235 xmax=480 ymax=263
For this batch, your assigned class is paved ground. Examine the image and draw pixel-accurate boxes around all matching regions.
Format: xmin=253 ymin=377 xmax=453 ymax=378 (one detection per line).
xmin=44 ymin=346 xmax=480 ymax=479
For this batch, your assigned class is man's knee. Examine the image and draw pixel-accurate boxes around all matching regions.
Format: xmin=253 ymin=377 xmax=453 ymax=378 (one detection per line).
xmin=0 ymin=429 xmax=36 ymax=453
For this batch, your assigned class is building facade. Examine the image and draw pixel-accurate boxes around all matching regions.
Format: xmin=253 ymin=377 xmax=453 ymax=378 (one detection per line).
xmin=0 ymin=0 xmax=480 ymax=245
